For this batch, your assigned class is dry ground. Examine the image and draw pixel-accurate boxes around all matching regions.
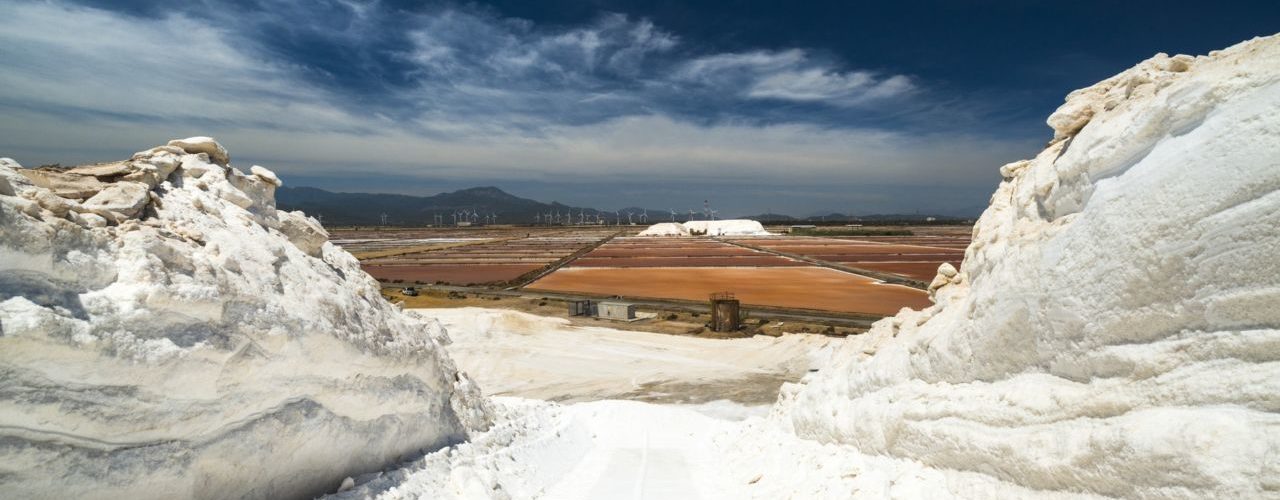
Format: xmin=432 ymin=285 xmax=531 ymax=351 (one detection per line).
xmin=385 ymin=287 xmax=866 ymax=338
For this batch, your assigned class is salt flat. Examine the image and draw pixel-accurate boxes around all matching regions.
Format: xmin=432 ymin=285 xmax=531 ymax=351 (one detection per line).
xmin=410 ymin=307 xmax=835 ymax=404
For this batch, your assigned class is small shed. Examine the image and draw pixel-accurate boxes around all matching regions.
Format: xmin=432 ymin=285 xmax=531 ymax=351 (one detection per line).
xmin=568 ymin=300 xmax=596 ymax=317
xmin=709 ymin=292 xmax=740 ymax=332
xmin=597 ymin=301 xmax=636 ymax=321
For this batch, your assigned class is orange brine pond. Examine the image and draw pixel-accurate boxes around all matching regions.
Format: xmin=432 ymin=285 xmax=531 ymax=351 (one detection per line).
xmin=526 ymin=266 xmax=930 ymax=316
xmin=839 ymin=262 xmax=953 ymax=282
xmin=362 ymin=264 xmax=543 ymax=285
xmin=732 ymin=237 xmax=966 ymax=283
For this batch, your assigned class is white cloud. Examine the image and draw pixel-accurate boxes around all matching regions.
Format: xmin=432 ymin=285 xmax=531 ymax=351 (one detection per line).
xmin=0 ymin=2 xmax=354 ymax=131
xmin=748 ymin=68 xmax=877 ymax=100
xmin=674 ymin=49 xmax=912 ymax=105
xmin=676 ymin=49 xmax=807 ymax=75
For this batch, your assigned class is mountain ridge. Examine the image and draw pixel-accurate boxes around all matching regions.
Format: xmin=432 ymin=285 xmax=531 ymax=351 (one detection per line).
xmin=276 ymin=185 xmax=612 ymax=225
xmin=276 ymin=185 xmax=972 ymax=226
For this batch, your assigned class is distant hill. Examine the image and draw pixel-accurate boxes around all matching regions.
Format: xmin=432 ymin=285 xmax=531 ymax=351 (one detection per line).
xmin=276 ymin=186 xmax=606 ymax=226
xmin=274 ymin=185 xmax=973 ymax=226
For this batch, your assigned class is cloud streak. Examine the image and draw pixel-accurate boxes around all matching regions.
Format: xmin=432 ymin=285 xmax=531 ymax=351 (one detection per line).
xmin=674 ymin=49 xmax=913 ymax=105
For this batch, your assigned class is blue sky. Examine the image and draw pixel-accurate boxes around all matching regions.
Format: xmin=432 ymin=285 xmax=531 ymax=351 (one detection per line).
xmin=1 ymin=1 xmax=1276 ymax=216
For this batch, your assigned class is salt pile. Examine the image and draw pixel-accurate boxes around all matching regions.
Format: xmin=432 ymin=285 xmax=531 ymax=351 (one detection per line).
xmin=0 ymin=138 xmax=491 ymax=499
xmin=778 ymin=34 xmax=1280 ymax=497
xmin=638 ymin=219 xmax=770 ymax=236
xmin=636 ymin=221 xmax=687 ymax=236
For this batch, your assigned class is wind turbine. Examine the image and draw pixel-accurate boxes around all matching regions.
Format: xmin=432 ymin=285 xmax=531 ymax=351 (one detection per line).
xmin=626 ymin=211 xmax=634 ymax=225
xmin=669 ymin=209 xmax=676 ymax=222
xmin=615 ymin=211 xmax=621 ymax=226
xmin=639 ymin=211 xmax=648 ymax=223
xmin=688 ymin=209 xmax=695 ymax=221
xmin=380 ymin=213 xmax=388 ymax=226
xmin=710 ymin=209 xmax=719 ymax=221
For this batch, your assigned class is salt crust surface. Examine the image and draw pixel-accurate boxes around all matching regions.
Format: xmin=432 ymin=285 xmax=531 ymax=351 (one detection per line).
xmin=0 ymin=138 xmax=491 ymax=499
xmin=410 ymin=307 xmax=832 ymax=403
xmin=334 ymin=34 xmax=1280 ymax=499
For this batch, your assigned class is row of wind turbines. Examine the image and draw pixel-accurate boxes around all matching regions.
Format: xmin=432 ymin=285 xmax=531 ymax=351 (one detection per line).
xmin=534 ymin=209 xmax=647 ymax=226
xmin=532 ymin=200 xmax=720 ymax=226
xmin=424 ymin=209 xmax=499 ymax=226
xmin=364 ymin=200 xmax=721 ymax=227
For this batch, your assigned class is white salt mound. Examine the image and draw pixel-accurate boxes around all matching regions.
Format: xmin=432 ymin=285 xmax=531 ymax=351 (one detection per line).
xmin=636 ymin=221 xmax=688 ymax=236
xmin=779 ymin=34 xmax=1280 ymax=497
xmin=0 ymin=138 xmax=492 ymax=499
xmin=638 ymin=219 xmax=769 ymax=236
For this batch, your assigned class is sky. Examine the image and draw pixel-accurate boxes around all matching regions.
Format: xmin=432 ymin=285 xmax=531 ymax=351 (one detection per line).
xmin=1 ymin=1 xmax=1277 ymax=216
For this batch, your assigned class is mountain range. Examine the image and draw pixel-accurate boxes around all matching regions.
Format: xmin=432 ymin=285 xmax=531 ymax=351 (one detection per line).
xmin=276 ymin=186 xmax=661 ymax=226
xmin=275 ymin=186 xmax=972 ymax=226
